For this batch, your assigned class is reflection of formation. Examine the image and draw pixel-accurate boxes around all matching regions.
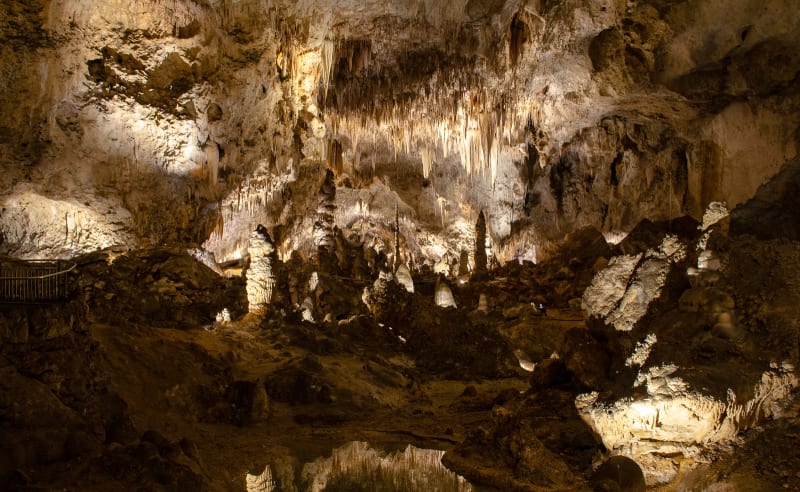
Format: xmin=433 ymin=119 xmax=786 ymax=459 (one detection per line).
xmin=246 ymin=441 xmax=472 ymax=492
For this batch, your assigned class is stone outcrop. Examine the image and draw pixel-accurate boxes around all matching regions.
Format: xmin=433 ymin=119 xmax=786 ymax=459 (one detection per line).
xmin=74 ymin=248 xmax=244 ymax=328
xmin=574 ymin=212 xmax=800 ymax=485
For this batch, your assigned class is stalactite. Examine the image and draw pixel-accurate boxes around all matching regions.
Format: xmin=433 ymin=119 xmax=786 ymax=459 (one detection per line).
xmin=420 ymin=146 xmax=434 ymax=179
xmin=320 ymin=38 xmax=335 ymax=101
xmin=213 ymin=211 xmax=224 ymax=238
xmin=292 ymin=21 xmax=537 ymax=194
xmin=326 ymin=139 xmax=343 ymax=176
xmin=436 ymin=193 xmax=447 ymax=228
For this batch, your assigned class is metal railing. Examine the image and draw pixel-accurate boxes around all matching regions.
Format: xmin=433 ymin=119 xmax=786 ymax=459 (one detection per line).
xmin=0 ymin=260 xmax=75 ymax=303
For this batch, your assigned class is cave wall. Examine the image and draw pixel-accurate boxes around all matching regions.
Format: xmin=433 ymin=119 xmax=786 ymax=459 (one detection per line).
xmin=0 ymin=0 xmax=797 ymax=265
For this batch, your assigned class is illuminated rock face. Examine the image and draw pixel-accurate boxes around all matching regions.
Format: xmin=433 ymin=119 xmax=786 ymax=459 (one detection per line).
xmin=582 ymin=234 xmax=686 ymax=332
xmin=577 ymin=363 xmax=798 ymax=485
xmin=1 ymin=0 xmax=799 ymax=267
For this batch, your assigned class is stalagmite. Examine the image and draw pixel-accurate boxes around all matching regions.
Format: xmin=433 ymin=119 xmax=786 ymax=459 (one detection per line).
xmin=393 ymin=205 xmax=400 ymax=270
xmin=246 ymin=225 xmax=277 ymax=313
xmin=476 ymin=293 xmax=488 ymax=313
xmin=301 ymin=297 xmax=315 ymax=323
xmin=458 ymin=248 xmax=470 ymax=276
xmin=314 ymin=169 xmax=337 ymax=269
xmin=472 ymin=210 xmax=487 ymax=278
xmin=434 ymin=276 xmax=457 ymax=308
xmin=395 ymin=264 xmax=414 ymax=293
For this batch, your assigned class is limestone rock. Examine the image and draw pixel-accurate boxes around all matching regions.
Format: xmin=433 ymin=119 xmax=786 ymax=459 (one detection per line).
xmin=584 ymin=234 xmax=687 ymax=331
xmin=700 ymin=202 xmax=730 ymax=232
xmin=582 ymin=254 xmax=642 ymax=319
xmin=361 ymin=271 xmax=410 ymax=323
xmin=731 ymin=157 xmax=800 ymax=240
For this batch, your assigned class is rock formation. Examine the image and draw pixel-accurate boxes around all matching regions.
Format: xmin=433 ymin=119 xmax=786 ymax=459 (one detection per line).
xmin=314 ymin=169 xmax=337 ymax=270
xmin=395 ymin=264 xmax=414 ymax=293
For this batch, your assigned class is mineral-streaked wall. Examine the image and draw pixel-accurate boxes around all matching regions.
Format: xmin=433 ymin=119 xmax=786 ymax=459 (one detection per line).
xmin=0 ymin=0 xmax=798 ymax=265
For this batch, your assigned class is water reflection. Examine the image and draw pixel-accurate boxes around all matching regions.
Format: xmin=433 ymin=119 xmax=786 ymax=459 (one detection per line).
xmin=246 ymin=441 xmax=472 ymax=492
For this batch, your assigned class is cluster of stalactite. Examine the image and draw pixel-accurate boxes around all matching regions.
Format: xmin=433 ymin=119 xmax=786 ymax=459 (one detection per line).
xmin=326 ymin=83 xmax=528 ymax=187
xmin=315 ymin=9 xmax=536 ymax=187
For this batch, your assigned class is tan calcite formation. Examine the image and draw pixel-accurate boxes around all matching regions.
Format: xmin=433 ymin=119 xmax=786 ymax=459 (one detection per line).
xmin=582 ymin=253 xmax=642 ymax=318
xmin=434 ymin=276 xmax=457 ymax=308
xmin=394 ymin=263 xmax=414 ymax=293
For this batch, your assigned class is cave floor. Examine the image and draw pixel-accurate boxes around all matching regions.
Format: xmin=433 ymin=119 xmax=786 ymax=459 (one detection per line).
xmin=4 ymin=234 xmax=800 ymax=491
xmin=18 ymin=315 xmax=532 ymax=491
xmin=13 ymin=311 xmax=800 ymax=492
